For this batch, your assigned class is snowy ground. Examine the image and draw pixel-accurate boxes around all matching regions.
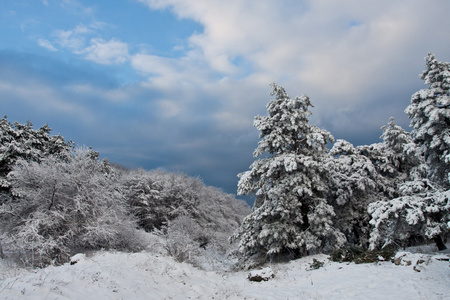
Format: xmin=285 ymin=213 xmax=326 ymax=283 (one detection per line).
xmin=0 ymin=247 xmax=449 ymax=300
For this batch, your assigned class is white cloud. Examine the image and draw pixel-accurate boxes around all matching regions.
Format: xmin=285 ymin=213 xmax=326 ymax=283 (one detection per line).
xmin=24 ymin=0 xmax=450 ymax=161
xmin=131 ymin=54 xmax=176 ymax=76
xmin=52 ymin=24 xmax=130 ymax=65
xmin=54 ymin=24 xmax=91 ymax=50
xmin=137 ymin=0 xmax=450 ymax=136
xmin=59 ymin=0 xmax=95 ymax=16
xmin=83 ymin=38 xmax=129 ymax=65
xmin=130 ymin=53 xmax=216 ymax=119
xmin=37 ymin=38 xmax=58 ymax=52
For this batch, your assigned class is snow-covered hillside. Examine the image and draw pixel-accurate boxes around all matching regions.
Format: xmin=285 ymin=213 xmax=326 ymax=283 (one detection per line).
xmin=1 ymin=247 xmax=449 ymax=300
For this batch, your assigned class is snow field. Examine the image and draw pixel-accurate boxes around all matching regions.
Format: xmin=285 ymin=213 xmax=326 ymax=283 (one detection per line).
xmin=1 ymin=250 xmax=449 ymax=300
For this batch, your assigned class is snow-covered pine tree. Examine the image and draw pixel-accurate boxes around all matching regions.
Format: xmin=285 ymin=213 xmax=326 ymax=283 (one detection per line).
xmin=357 ymin=120 xmax=413 ymax=192
xmin=326 ymin=139 xmax=380 ymax=248
xmin=368 ymin=54 xmax=450 ymax=251
xmin=327 ymin=118 xmax=418 ymax=249
xmin=358 ymin=118 xmax=418 ymax=196
xmin=405 ymin=53 xmax=450 ymax=188
xmin=381 ymin=117 xmax=412 ymax=155
xmin=231 ymin=84 xmax=342 ymax=264
xmin=380 ymin=117 xmax=419 ymax=177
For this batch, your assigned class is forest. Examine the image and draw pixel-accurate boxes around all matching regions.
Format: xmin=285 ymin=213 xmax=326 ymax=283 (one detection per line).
xmin=0 ymin=53 xmax=449 ymax=271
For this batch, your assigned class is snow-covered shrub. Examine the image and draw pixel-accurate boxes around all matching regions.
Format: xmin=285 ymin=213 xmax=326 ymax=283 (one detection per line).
xmin=121 ymin=169 xmax=249 ymax=233
xmin=119 ymin=168 xmax=250 ymax=270
xmin=0 ymin=148 xmax=142 ymax=267
xmin=162 ymin=215 xmax=203 ymax=263
xmin=119 ymin=169 xmax=166 ymax=231
xmin=247 ymin=267 xmax=274 ymax=281
xmin=161 ymin=214 xmax=247 ymax=270
xmin=308 ymin=258 xmax=325 ymax=270
xmin=329 ymin=246 xmax=396 ymax=264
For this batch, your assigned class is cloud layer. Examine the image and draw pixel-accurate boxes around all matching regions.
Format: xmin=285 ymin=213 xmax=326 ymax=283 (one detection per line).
xmin=1 ymin=0 xmax=450 ymax=199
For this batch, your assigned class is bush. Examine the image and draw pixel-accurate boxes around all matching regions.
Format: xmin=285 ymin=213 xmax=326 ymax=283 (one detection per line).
xmin=119 ymin=169 xmax=250 ymax=270
xmin=330 ymin=246 xmax=397 ymax=264
xmin=0 ymin=148 xmax=143 ymax=267
xmin=309 ymin=258 xmax=325 ymax=270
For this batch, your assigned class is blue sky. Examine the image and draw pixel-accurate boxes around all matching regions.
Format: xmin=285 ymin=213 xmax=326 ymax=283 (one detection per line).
xmin=1 ymin=0 xmax=450 ymax=202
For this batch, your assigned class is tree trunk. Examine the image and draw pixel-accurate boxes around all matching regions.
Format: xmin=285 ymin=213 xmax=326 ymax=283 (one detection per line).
xmin=434 ymin=236 xmax=447 ymax=251
xmin=0 ymin=241 xmax=4 ymax=259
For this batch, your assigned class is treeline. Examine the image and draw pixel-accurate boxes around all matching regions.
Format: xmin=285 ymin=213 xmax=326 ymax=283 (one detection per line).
xmin=1 ymin=53 xmax=448 ymax=270
xmin=0 ymin=119 xmax=250 ymax=268
xmin=231 ymin=53 xmax=449 ymax=267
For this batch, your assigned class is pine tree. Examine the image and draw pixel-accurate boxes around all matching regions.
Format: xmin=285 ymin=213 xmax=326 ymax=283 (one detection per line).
xmin=231 ymin=84 xmax=341 ymax=263
xmin=405 ymin=53 xmax=450 ymax=188
xmin=368 ymin=54 xmax=450 ymax=251
xmin=381 ymin=117 xmax=412 ymax=156
xmin=381 ymin=117 xmax=418 ymax=173
xmin=327 ymin=119 xmax=418 ymax=248
xmin=326 ymin=139 xmax=381 ymax=247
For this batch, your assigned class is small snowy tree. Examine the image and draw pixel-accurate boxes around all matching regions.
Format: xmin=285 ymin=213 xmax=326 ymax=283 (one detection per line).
xmin=405 ymin=53 xmax=450 ymax=188
xmin=380 ymin=117 xmax=419 ymax=177
xmin=231 ymin=84 xmax=342 ymax=263
xmin=357 ymin=118 xmax=420 ymax=196
xmin=381 ymin=117 xmax=411 ymax=155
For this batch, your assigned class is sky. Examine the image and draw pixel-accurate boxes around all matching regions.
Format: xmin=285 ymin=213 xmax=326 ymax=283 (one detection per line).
xmin=1 ymin=0 xmax=450 ymax=202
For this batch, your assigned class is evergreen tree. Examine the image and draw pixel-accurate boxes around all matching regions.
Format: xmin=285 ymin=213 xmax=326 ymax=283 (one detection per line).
xmin=405 ymin=53 xmax=450 ymax=188
xmin=380 ymin=117 xmax=419 ymax=177
xmin=326 ymin=139 xmax=381 ymax=248
xmin=231 ymin=84 xmax=342 ymax=264
xmin=368 ymin=54 xmax=450 ymax=251
xmin=327 ymin=119 xmax=419 ymax=249
xmin=357 ymin=118 xmax=419 ymax=196
xmin=381 ymin=117 xmax=412 ymax=156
